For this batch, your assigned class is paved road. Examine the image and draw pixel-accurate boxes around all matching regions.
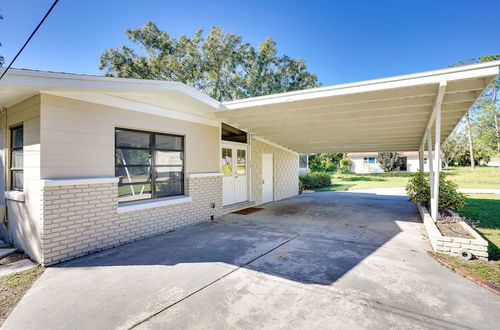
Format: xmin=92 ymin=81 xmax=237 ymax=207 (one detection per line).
xmin=4 ymin=191 xmax=499 ymax=329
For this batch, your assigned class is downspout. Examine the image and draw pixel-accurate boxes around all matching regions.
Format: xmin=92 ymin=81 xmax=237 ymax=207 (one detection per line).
xmin=0 ymin=106 xmax=7 ymax=223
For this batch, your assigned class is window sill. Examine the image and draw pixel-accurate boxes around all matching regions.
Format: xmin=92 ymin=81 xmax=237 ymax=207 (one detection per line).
xmin=5 ymin=190 xmax=25 ymax=202
xmin=117 ymin=195 xmax=192 ymax=214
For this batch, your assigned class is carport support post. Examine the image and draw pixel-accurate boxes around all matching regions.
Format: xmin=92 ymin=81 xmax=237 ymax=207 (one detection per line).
xmin=431 ymin=99 xmax=442 ymax=222
xmin=427 ymin=128 xmax=434 ymax=220
xmin=418 ymin=145 xmax=424 ymax=171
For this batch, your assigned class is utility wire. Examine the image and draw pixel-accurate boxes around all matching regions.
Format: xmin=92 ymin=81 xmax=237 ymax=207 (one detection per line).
xmin=0 ymin=0 xmax=60 ymax=81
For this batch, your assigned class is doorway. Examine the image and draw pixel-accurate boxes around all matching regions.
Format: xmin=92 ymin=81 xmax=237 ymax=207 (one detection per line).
xmin=400 ymin=157 xmax=408 ymax=171
xmin=262 ymin=153 xmax=273 ymax=204
xmin=221 ymin=143 xmax=248 ymax=206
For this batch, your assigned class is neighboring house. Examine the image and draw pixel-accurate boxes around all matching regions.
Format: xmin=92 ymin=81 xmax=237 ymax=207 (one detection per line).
xmin=0 ymin=61 xmax=497 ymax=265
xmin=349 ymin=152 xmax=436 ymax=173
xmin=298 ymin=154 xmax=309 ymax=175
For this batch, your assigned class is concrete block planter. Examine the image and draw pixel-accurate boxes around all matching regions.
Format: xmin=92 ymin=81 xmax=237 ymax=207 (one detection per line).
xmin=416 ymin=204 xmax=488 ymax=260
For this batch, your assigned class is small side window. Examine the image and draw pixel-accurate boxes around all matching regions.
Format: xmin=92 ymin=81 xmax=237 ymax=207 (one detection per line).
xmin=11 ymin=125 xmax=24 ymax=190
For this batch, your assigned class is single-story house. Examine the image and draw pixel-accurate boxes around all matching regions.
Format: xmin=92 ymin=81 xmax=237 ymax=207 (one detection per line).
xmin=349 ymin=151 xmax=438 ymax=173
xmin=0 ymin=61 xmax=498 ymax=265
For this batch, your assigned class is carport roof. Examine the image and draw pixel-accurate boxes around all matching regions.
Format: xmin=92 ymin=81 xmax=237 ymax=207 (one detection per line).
xmin=217 ymin=61 xmax=500 ymax=153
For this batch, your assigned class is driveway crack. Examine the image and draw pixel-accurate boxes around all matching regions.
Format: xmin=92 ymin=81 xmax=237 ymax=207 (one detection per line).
xmin=126 ymin=234 xmax=300 ymax=329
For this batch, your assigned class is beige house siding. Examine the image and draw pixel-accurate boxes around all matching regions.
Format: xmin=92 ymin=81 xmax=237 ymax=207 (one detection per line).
xmin=40 ymin=94 xmax=220 ymax=178
xmin=41 ymin=176 xmax=223 ymax=265
xmin=0 ymin=95 xmax=42 ymax=261
xmin=250 ymin=138 xmax=299 ymax=205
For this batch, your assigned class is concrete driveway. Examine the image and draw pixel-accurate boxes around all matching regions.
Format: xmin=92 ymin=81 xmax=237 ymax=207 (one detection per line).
xmin=4 ymin=191 xmax=500 ymax=329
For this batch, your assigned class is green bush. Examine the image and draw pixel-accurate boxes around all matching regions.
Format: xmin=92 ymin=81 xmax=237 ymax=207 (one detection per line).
xmin=299 ymin=172 xmax=332 ymax=189
xmin=339 ymin=157 xmax=352 ymax=173
xmin=299 ymin=180 xmax=304 ymax=194
xmin=405 ymin=171 xmax=466 ymax=211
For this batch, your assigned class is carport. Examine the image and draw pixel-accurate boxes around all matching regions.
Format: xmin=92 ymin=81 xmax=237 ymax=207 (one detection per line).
xmin=217 ymin=61 xmax=500 ymax=221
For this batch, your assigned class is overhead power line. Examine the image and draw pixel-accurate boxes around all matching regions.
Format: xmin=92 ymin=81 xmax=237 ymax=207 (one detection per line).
xmin=0 ymin=0 xmax=60 ymax=81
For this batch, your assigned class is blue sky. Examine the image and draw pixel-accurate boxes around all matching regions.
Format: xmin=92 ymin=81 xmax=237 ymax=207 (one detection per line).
xmin=1 ymin=0 xmax=499 ymax=86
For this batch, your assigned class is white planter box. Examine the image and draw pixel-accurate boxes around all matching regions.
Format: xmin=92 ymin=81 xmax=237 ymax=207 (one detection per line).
xmin=416 ymin=204 xmax=489 ymax=260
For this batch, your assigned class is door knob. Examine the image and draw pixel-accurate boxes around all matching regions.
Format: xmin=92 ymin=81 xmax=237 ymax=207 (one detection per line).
xmin=262 ymin=180 xmax=265 ymax=184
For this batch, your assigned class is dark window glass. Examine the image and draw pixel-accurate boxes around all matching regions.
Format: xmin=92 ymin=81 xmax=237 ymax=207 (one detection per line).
xmin=299 ymin=154 xmax=308 ymax=168
xmin=116 ymin=167 xmax=151 ymax=184
xmin=116 ymin=149 xmax=151 ymax=166
xmin=155 ymin=167 xmax=183 ymax=181
xmin=118 ymin=184 xmax=152 ymax=203
xmin=155 ymin=181 xmax=183 ymax=197
xmin=115 ymin=128 xmax=184 ymax=202
xmin=155 ymin=134 xmax=183 ymax=150
xmin=11 ymin=126 xmax=23 ymax=190
xmin=116 ymin=129 xmax=150 ymax=148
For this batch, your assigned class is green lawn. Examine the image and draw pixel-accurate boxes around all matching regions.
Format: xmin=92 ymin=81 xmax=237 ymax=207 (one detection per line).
xmin=458 ymin=194 xmax=500 ymax=260
xmin=443 ymin=194 xmax=500 ymax=286
xmin=318 ymin=166 xmax=500 ymax=191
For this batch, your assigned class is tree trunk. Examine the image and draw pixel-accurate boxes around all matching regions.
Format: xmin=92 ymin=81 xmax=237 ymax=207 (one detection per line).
xmin=465 ymin=112 xmax=475 ymax=169
xmin=492 ymin=86 xmax=500 ymax=162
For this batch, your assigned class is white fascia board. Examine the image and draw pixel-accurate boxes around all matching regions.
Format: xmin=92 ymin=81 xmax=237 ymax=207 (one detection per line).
xmin=1 ymin=68 xmax=220 ymax=110
xmin=42 ymin=177 xmax=119 ymax=187
xmin=253 ymin=136 xmax=299 ymax=155
xmin=221 ymin=62 xmax=500 ymax=110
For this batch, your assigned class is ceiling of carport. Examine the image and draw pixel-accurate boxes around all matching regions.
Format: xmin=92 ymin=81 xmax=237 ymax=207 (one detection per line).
xmin=216 ymin=61 xmax=500 ymax=153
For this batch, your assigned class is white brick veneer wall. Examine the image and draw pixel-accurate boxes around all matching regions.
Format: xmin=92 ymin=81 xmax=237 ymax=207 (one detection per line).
xmin=251 ymin=138 xmax=299 ymax=205
xmin=417 ymin=204 xmax=488 ymax=260
xmin=40 ymin=176 xmax=222 ymax=265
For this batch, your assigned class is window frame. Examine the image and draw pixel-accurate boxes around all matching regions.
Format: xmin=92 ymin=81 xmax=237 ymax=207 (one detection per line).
xmin=10 ymin=125 xmax=24 ymax=191
xmin=298 ymin=154 xmax=308 ymax=169
xmin=115 ymin=127 xmax=185 ymax=203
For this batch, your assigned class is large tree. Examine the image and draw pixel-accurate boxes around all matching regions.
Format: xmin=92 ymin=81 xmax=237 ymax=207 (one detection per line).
xmin=376 ymin=152 xmax=402 ymax=172
xmin=99 ymin=22 xmax=320 ymax=101
xmin=452 ymin=55 xmax=500 ymax=167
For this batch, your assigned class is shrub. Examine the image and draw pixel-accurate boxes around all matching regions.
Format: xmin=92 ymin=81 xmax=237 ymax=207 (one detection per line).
xmin=299 ymin=172 xmax=331 ymax=189
xmin=298 ymin=180 xmax=304 ymax=194
xmin=339 ymin=157 xmax=352 ymax=173
xmin=405 ymin=171 xmax=466 ymax=211
xmin=376 ymin=152 xmax=402 ymax=172
xmin=308 ymin=153 xmax=344 ymax=172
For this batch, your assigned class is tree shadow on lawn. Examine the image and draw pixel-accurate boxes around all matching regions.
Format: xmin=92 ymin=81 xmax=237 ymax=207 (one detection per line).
xmin=459 ymin=197 xmax=500 ymax=261
xmin=317 ymin=183 xmax=356 ymax=191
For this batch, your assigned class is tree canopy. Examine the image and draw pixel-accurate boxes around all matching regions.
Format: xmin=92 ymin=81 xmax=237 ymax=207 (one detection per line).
xmin=445 ymin=55 xmax=500 ymax=167
xmin=99 ymin=22 xmax=320 ymax=101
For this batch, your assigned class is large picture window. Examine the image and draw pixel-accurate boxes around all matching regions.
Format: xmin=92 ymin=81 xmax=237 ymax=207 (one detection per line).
xmin=10 ymin=125 xmax=23 ymax=190
xmin=115 ymin=128 xmax=184 ymax=203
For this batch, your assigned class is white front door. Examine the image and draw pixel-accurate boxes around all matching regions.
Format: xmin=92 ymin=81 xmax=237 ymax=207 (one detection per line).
xmin=262 ymin=153 xmax=273 ymax=204
xmin=221 ymin=143 xmax=248 ymax=206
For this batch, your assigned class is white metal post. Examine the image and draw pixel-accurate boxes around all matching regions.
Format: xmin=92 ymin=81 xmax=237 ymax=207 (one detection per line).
xmin=432 ymin=100 xmax=442 ymax=222
xmin=418 ymin=145 xmax=424 ymax=171
xmin=427 ymin=128 xmax=434 ymax=221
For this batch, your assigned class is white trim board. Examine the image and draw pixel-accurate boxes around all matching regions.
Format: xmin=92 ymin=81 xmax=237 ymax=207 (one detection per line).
xmin=117 ymin=195 xmax=192 ymax=213
xmin=42 ymin=177 xmax=119 ymax=187
xmin=187 ymin=172 xmax=223 ymax=178
xmin=4 ymin=190 xmax=25 ymax=202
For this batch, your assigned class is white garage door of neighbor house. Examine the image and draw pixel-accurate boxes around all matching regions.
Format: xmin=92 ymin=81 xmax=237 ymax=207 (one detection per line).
xmin=221 ymin=143 xmax=248 ymax=206
xmin=262 ymin=153 xmax=273 ymax=204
